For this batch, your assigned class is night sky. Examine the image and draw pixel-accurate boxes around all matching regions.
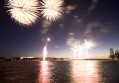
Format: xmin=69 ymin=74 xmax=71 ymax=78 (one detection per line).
xmin=0 ymin=0 xmax=119 ymax=58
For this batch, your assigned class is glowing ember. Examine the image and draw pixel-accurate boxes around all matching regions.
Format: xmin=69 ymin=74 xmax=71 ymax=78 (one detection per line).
xmin=47 ymin=38 xmax=50 ymax=41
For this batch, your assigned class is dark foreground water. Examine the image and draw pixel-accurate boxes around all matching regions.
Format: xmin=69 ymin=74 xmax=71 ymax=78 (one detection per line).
xmin=0 ymin=60 xmax=119 ymax=83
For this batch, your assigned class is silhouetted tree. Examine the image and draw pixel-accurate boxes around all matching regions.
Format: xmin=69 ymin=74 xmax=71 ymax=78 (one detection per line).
xmin=109 ymin=48 xmax=115 ymax=60
xmin=115 ymin=50 xmax=119 ymax=60
xmin=109 ymin=55 xmax=115 ymax=60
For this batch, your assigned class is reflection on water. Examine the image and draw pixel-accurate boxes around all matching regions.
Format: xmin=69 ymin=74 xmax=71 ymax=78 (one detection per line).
xmin=37 ymin=61 xmax=71 ymax=83
xmin=37 ymin=61 xmax=51 ymax=83
xmin=37 ymin=61 xmax=100 ymax=83
xmin=71 ymin=61 xmax=100 ymax=83
xmin=1 ymin=60 xmax=119 ymax=83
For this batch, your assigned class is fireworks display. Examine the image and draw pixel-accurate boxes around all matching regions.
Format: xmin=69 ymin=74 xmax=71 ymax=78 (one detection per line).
xmin=69 ymin=39 xmax=95 ymax=59
xmin=6 ymin=0 xmax=40 ymax=26
xmin=5 ymin=0 xmax=95 ymax=60
xmin=40 ymin=0 xmax=64 ymax=21
xmin=83 ymin=40 xmax=95 ymax=58
xmin=71 ymin=40 xmax=84 ymax=58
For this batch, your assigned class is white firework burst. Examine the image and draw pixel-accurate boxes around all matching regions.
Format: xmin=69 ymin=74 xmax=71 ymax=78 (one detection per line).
xmin=40 ymin=0 xmax=64 ymax=21
xmin=83 ymin=40 xmax=95 ymax=58
xmin=71 ymin=41 xmax=84 ymax=59
xmin=6 ymin=0 xmax=40 ymax=26
xmin=83 ymin=40 xmax=95 ymax=49
xmin=67 ymin=38 xmax=96 ymax=59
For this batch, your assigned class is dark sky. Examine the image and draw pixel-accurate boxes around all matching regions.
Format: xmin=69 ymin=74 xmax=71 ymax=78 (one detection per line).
xmin=0 ymin=0 xmax=119 ymax=58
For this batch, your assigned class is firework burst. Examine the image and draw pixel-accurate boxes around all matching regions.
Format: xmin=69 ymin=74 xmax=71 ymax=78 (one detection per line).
xmin=40 ymin=0 xmax=64 ymax=21
xmin=83 ymin=40 xmax=95 ymax=49
xmin=71 ymin=40 xmax=84 ymax=58
xmin=6 ymin=0 xmax=40 ymax=26
xmin=83 ymin=40 xmax=95 ymax=58
xmin=68 ymin=38 xmax=95 ymax=59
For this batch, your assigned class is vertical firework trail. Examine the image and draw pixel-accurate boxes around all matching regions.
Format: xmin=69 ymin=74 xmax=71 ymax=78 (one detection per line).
xmin=43 ymin=43 xmax=47 ymax=61
xmin=43 ymin=38 xmax=50 ymax=61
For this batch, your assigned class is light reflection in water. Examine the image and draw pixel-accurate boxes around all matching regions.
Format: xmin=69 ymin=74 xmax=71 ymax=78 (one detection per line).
xmin=37 ymin=61 xmax=51 ymax=83
xmin=71 ymin=60 xmax=100 ymax=83
xmin=2 ymin=61 xmax=119 ymax=83
xmin=36 ymin=61 xmax=101 ymax=83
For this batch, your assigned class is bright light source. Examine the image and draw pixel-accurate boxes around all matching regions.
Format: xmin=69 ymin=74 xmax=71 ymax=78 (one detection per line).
xmin=47 ymin=38 xmax=50 ymax=41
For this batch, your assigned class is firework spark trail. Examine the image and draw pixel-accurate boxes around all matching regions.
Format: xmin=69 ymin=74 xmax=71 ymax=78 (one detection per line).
xmin=40 ymin=0 xmax=64 ymax=21
xmin=43 ymin=38 xmax=50 ymax=61
xmin=6 ymin=0 xmax=40 ymax=26
xmin=43 ymin=43 xmax=48 ymax=61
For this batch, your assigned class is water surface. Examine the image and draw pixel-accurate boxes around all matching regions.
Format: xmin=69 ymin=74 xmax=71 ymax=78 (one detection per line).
xmin=0 ymin=60 xmax=119 ymax=83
